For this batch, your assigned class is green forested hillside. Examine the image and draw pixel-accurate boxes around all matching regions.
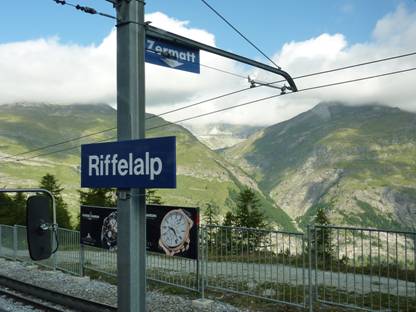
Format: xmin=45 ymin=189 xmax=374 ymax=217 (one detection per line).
xmin=0 ymin=103 xmax=294 ymax=230
xmin=5 ymin=102 xmax=413 ymax=232
xmin=223 ymin=102 xmax=416 ymax=231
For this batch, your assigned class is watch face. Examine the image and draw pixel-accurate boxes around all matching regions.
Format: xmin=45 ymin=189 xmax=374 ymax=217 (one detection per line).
xmin=160 ymin=210 xmax=189 ymax=248
xmin=101 ymin=211 xmax=118 ymax=249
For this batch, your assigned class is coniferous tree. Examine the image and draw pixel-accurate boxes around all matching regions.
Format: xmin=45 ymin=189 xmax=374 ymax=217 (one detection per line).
xmin=312 ymin=204 xmax=333 ymax=262
xmin=234 ymin=188 xmax=266 ymax=229
xmin=39 ymin=173 xmax=71 ymax=229
xmin=222 ymin=188 xmax=268 ymax=253
xmin=79 ymin=188 xmax=116 ymax=207
xmin=0 ymin=193 xmax=14 ymax=225
xmin=11 ymin=192 xmax=27 ymax=226
xmin=222 ymin=211 xmax=235 ymax=227
xmin=202 ymin=201 xmax=220 ymax=225
xmin=202 ymin=201 xmax=220 ymax=252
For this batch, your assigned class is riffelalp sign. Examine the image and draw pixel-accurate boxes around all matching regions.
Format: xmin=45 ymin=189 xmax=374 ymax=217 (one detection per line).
xmin=145 ymin=35 xmax=200 ymax=74
xmin=81 ymin=136 xmax=176 ymax=188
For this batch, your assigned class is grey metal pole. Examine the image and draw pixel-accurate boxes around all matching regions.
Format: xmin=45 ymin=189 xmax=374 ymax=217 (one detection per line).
xmin=116 ymin=0 xmax=147 ymax=311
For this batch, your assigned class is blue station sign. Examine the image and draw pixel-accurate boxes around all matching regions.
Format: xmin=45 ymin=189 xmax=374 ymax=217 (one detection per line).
xmin=81 ymin=136 xmax=176 ymax=188
xmin=145 ymin=35 xmax=200 ymax=74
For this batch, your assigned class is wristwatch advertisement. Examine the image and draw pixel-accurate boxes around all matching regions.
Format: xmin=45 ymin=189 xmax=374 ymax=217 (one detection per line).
xmin=158 ymin=209 xmax=194 ymax=257
xmin=80 ymin=204 xmax=199 ymax=260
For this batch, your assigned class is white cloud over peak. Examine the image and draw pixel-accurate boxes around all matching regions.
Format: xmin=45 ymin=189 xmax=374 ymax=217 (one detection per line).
xmin=0 ymin=7 xmax=416 ymax=126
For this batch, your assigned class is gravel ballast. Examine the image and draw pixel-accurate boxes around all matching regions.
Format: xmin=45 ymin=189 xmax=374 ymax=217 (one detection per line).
xmin=0 ymin=295 xmax=42 ymax=312
xmin=0 ymin=258 xmax=247 ymax=312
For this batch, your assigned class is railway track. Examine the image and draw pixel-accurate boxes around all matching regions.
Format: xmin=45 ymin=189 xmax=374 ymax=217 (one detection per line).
xmin=0 ymin=275 xmax=117 ymax=312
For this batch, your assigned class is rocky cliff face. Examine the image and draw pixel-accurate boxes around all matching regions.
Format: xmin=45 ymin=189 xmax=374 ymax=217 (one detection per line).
xmin=224 ymin=102 xmax=416 ymax=230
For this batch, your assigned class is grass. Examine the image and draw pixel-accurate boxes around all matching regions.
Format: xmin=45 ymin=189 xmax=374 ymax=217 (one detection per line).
xmin=316 ymin=285 xmax=416 ymax=311
xmin=204 ymin=246 xmax=416 ymax=283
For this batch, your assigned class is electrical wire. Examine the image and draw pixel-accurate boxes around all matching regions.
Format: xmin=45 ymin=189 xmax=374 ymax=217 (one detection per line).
xmin=0 ymin=87 xmax=251 ymax=162
xmin=52 ymin=0 xmax=117 ymax=19
xmin=0 ymin=127 xmax=116 ymax=160
xmin=200 ymin=64 xmax=247 ymax=79
xmin=199 ymin=0 xmax=281 ymax=69
xmin=145 ymin=48 xmax=249 ymax=80
xmin=51 ymin=0 xmax=275 ymax=80
xmin=146 ymin=66 xmax=416 ymax=131
xmin=17 ymin=135 xmax=117 ymax=161
xmin=14 ymin=66 xmax=416 ymax=161
xmin=2 ymin=51 xmax=416 ymax=161
xmin=265 ymin=51 xmax=416 ymax=87
xmin=0 ymin=54 xmax=250 ymax=161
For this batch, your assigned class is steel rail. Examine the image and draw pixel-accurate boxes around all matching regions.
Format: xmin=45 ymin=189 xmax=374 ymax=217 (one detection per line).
xmin=0 ymin=287 xmax=65 ymax=312
xmin=0 ymin=275 xmax=117 ymax=312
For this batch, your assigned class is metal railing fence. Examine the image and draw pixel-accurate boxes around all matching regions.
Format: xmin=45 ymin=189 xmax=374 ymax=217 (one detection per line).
xmin=0 ymin=225 xmax=14 ymax=260
xmin=311 ymin=225 xmax=416 ymax=312
xmin=0 ymin=223 xmax=415 ymax=311
xmin=202 ymin=225 xmax=307 ymax=308
xmin=56 ymin=228 xmax=82 ymax=275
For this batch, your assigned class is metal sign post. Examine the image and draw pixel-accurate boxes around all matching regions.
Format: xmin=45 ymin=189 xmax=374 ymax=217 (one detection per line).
xmin=113 ymin=1 xmax=297 ymax=310
xmin=116 ymin=0 xmax=146 ymax=311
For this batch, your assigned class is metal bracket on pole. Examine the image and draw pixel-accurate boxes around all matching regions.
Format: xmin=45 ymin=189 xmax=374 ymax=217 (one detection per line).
xmin=145 ymin=25 xmax=298 ymax=92
xmin=248 ymin=76 xmax=289 ymax=94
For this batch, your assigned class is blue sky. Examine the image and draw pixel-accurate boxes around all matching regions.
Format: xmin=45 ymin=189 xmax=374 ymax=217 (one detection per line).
xmin=1 ymin=0 xmax=413 ymax=60
xmin=1 ymin=1 xmax=416 ymax=125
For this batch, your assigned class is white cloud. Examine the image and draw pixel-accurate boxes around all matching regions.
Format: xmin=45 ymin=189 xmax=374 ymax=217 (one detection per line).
xmin=0 ymin=7 xmax=416 ymax=126
xmin=0 ymin=35 xmax=116 ymax=105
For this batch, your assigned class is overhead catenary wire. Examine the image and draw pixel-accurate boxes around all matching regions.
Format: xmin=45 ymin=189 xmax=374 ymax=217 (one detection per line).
xmin=0 ymin=86 xmax=251 ymax=162
xmin=50 ymin=0 xmax=279 ymax=82
xmin=263 ymin=51 xmax=416 ymax=87
xmin=199 ymin=0 xmax=281 ymax=70
xmin=3 ymin=51 xmax=416 ymax=161
xmin=0 ymin=56 xmax=250 ymax=161
xmin=146 ymin=66 xmax=416 ymax=130
xmin=52 ymin=0 xmax=117 ymax=19
xmin=52 ymin=0 xmax=416 ymax=81
xmin=145 ymin=48 xmax=249 ymax=80
xmin=15 ymin=66 xmax=416 ymax=162
xmin=51 ymin=0 xmax=416 ymax=86
xmin=0 ymin=127 xmax=116 ymax=160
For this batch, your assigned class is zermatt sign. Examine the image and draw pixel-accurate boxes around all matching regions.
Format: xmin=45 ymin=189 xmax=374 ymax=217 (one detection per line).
xmin=145 ymin=35 xmax=200 ymax=74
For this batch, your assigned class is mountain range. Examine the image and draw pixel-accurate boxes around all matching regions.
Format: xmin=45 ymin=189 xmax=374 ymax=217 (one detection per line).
xmin=223 ymin=102 xmax=416 ymax=231
xmin=1 ymin=102 xmax=415 ymax=231
xmin=0 ymin=103 xmax=293 ymax=229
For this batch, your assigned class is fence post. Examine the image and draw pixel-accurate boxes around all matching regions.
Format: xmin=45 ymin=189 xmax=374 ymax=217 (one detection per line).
xmin=13 ymin=225 xmax=17 ymax=260
xmin=80 ymin=244 xmax=85 ymax=277
xmin=0 ymin=225 xmax=2 ymax=257
xmin=307 ymin=225 xmax=314 ymax=312
xmin=52 ymin=228 xmax=58 ymax=270
xmin=200 ymin=225 xmax=206 ymax=299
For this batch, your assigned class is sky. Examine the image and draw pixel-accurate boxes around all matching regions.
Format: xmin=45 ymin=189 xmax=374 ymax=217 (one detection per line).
xmin=1 ymin=0 xmax=416 ymax=126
